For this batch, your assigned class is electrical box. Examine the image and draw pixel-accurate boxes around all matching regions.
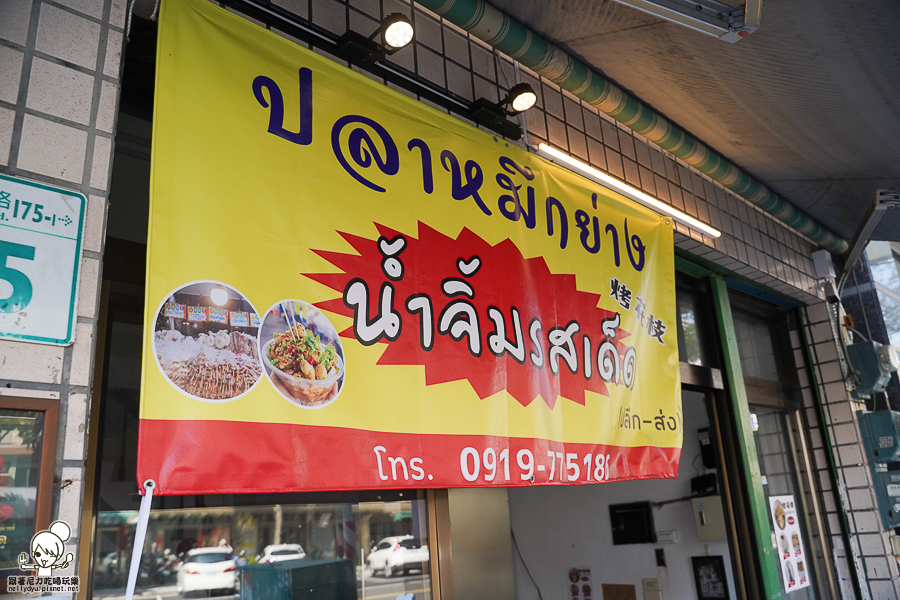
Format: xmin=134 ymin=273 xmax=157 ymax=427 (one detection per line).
xmin=691 ymin=496 xmax=727 ymax=540
xmin=847 ymin=341 xmax=899 ymax=398
xmin=857 ymin=411 xmax=900 ymax=463
xmin=872 ymin=471 xmax=900 ymax=530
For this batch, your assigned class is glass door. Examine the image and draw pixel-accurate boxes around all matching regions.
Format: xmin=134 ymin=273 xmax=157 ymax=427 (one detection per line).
xmin=752 ymin=407 xmax=823 ymax=599
xmin=729 ymin=296 xmax=836 ymax=599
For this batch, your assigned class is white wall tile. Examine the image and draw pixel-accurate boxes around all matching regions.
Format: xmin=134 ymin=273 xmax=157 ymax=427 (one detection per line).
xmin=89 ymin=134 xmax=112 ymax=189
xmin=57 ymin=467 xmax=83 ymax=536
xmin=103 ymin=28 xmax=123 ymax=77
xmin=26 ymin=57 xmax=95 ymax=125
xmin=83 ymin=193 xmax=107 ymax=252
xmin=95 ymin=80 xmax=117 ymax=132
xmin=0 ymin=46 xmax=24 ymax=104
xmin=76 ymin=256 xmax=99 ymax=317
xmin=69 ymin=322 xmax=94 ymax=386
xmin=55 ymin=0 xmax=104 ymax=19
xmin=0 ymin=0 xmax=33 ymax=46
xmin=110 ymin=0 xmax=127 ymax=26
xmin=0 ymin=387 xmax=59 ymax=399
xmin=17 ymin=114 xmax=88 ymax=183
xmin=0 ymin=339 xmax=64 ymax=383
xmin=0 ymin=107 xmax=13 ymax=166
xmin=36 ymin=5 xmax=101 ymax=71
xmin=63 ymin=393 xmax=87 ymax=460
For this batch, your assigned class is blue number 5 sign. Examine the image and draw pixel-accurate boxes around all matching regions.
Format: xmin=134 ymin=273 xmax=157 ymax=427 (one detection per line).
xmin=0 ymin=240 xmax=35 ymax=313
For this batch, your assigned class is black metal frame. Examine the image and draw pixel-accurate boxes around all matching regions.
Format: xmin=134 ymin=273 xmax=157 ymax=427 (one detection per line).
xmin=691 ymin=555 xmax=732 ymax=600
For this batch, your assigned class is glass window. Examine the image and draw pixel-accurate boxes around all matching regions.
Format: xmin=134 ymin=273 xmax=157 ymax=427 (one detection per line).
xmin=186 ymin=552 xmax=232 ymax=564
xmin=91 ymin=293 xmax=433 ymax=599
xmin=676 ymin=280 xmax=717 ymax=367
xmin=732 ymin=309 xmax=783 ymax=381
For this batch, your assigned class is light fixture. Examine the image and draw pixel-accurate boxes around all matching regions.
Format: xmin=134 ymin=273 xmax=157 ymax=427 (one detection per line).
xmin=535 ymin=143 xmax=721 ymax=239
xmin=210 ymin=287 xmax=229 ymax=306
xmin=505 ymin=83 xmax=537 ymax=113
xmin=469 ymin=83 xmax=538 ymax=140
xmin=337 ymin=13 xmax=415 ymax=63
xmin=382 ymin=14 xmax=414 ymax=50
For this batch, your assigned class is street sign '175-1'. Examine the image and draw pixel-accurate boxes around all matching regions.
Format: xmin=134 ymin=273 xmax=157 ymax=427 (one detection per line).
xmin=0 ymin=174 xmax=85 ymax=345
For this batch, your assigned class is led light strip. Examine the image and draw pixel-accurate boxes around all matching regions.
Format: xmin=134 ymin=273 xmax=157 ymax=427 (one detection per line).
xmin=535 ymin=143 xmax=721 ymax=239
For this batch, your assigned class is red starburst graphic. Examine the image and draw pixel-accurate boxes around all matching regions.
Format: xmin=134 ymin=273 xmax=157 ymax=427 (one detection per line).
xmin=305 ymin=222 xmax=633 ymax=408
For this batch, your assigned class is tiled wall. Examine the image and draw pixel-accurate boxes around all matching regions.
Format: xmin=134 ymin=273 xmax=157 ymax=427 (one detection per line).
xmin=0 ymin=0 xmax=124 ymax=582
xmin=796 ymin=302 xmax=900 ymax=599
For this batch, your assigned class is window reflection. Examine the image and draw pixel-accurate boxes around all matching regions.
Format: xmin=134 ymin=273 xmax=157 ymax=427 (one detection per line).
xmin=0 ymin=409 xmax=44 ymax=578
xmin=676 ymin=285 xmax=715 ymax=367
xmin=732 ymin=309 xmax=783 ymax=381
xmin=93 ymin=499 xmax=431 ymax=599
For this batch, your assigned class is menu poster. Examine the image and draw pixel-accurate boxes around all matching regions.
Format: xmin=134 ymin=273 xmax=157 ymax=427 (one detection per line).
xmin=230 ymin=311 xmax=250 ymax=327
xmin=187 ymin=306 xmax=208 ymax=322
xmin=250 ymin=313 xmax=261 ymax=328
xmin=209 ymin=308 xmax=228 ymax=324
xmin=769 ymin=495 xmax=810 ymax=592
xmin=567 ymin=567 xmax=593 ymax=600
xmin=164 ymin=303 xmax=186 ymax=318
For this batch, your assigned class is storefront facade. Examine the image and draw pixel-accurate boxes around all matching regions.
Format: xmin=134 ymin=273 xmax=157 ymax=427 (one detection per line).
xmin=1 ymin=0 xmax=898 ymax=598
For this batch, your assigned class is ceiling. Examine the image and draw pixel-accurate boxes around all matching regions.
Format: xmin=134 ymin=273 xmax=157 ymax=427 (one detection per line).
xmin=490 ymin=0 xmax=900 ymax=244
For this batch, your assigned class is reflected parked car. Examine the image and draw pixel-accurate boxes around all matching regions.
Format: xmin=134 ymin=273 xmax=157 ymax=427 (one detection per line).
xmin=176 ymin=546 xmax=238 ymax=597
xmin=366 ymin=535 xmax=429 ymax=577
xmin=259 ymin=543 xmax=307 ymax=563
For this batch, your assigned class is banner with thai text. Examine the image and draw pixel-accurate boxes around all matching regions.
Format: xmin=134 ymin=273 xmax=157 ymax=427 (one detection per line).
xmin=138 ymin=0 xmax=681 ymax=494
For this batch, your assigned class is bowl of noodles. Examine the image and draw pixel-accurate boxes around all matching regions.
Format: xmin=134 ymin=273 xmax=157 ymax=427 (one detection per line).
xmin=260 ymin=301 xmax=345 ymax=408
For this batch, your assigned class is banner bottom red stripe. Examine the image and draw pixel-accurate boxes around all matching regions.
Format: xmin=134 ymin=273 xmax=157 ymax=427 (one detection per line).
xmin=138 ymin=419 xmax=681 ymax=495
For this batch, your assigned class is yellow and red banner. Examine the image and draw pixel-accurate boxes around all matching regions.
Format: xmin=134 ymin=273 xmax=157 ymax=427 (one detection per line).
xmin=138 ymin=0 xmax=681 ymax=494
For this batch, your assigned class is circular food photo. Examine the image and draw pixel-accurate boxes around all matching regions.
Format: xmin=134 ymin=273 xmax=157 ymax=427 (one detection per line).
xmin=780 ymin=534 xmax=789 ymax=555
xmin=774 ymin=500 xmax=786 ymax=529
xmin=259 ymin=300 xmax=346 ymax=409
xmin=152 ymin=281 xmax=263 ymax=402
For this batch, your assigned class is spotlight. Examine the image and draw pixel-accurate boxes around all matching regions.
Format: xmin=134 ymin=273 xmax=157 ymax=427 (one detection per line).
xmin=338 ymin=13 xmax=415 ymax=63
xmin=468 ymin=83 xmax=537 ymax=139
xmin=210 ymin=288 xmax=229 ymax=306
xmin=504 ymin=83 xmax=537 ymax=114
xmin=382 ymin=14 xmax=414 ymax=51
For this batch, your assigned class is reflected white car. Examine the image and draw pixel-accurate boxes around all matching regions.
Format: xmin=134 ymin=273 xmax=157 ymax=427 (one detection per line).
xmin=176 ymin=546 xmax=237 ymax=597
xmin=259 ymin=543 xmax=307 ymax=563
xmin=366 ymin=535 xmax=429 ymax=577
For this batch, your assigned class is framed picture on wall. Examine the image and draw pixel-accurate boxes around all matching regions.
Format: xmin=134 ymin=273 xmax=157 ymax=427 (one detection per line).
xmin=691 ymin=555 xmax=730 ymax=600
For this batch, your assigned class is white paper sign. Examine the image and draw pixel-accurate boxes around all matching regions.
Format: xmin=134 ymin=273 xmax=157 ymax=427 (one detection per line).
xmin=0 ymin=174 xmax=85 ymax=345
xmin=566 ymin=566 xmax=593 ymax=600
xmin=769 ymin=495 xmax=810 ymax=592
